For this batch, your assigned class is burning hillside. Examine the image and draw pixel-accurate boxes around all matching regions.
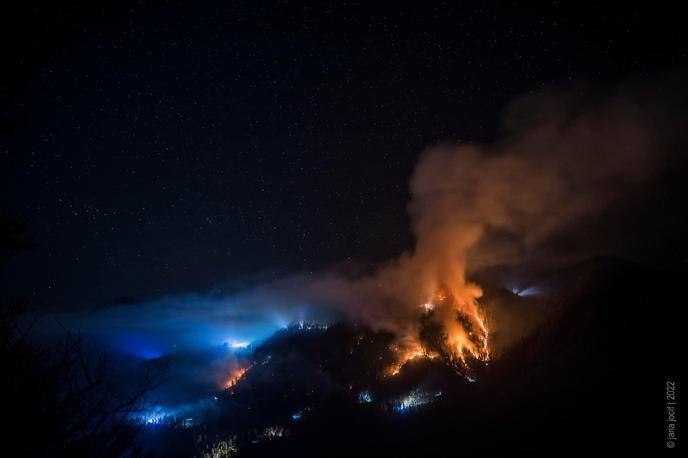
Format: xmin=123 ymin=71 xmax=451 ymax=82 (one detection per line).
xmin=189 ymin=258 xmax=677 ymax=457
xmin=385 ymin=290 xmax=491 ymax=378
xmin=35 ymin=256 xmax=680 ymax=457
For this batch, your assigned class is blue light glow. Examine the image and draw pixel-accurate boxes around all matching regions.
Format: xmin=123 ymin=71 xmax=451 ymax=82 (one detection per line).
xmin=358 ymin=391 xmax=373 ymax=404
xmin=510 ymin=285 xmax=543 ymax=297
xmin=107 ymin=332 xmax=165 ymax=359
xmin=393 ymin=388 xmax=436 ymax=413
xmin=136 ymin=406 xmax=172 ymax=425
xmin=227 ymin=340 xmax=250 ymax=349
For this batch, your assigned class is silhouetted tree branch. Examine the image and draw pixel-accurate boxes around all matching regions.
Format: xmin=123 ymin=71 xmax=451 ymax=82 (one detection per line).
xmin=0 ymin=211 xmax=164 ymax=457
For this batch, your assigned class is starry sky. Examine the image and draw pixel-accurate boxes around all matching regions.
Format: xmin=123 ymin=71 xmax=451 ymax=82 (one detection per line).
xmin=1 ymin=2 xmax=686 ymax=311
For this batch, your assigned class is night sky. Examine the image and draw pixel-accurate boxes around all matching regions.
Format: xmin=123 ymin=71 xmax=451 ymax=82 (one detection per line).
xmin=1 ymin=3 xmax=686 ymax=311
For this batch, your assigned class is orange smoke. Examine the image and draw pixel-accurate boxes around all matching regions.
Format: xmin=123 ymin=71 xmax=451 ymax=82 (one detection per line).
xmin=383 ymin=81 xmax=677 ymax=372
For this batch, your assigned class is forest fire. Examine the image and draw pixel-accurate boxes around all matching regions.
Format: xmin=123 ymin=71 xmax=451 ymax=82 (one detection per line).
xmin=223 ymin=366 xmax=250 ymax=389
xmin=387 ymin=347 xmax=439 ymax=376
xmin=387 ymin=287 xmax=491 ymax=377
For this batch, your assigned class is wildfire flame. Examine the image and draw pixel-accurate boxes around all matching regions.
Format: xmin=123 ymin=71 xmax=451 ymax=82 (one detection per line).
xmin=223 ymin=366 xmax=249 ymax=389
xmin=387 ymin=287 xmax=491 ymax=377
xmin=387 ymin=346 xmax=439 ymax=376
